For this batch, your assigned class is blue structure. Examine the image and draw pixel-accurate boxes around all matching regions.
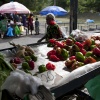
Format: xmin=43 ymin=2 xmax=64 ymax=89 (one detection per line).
xmin=40 ymin=6 xmax=67 ymax=16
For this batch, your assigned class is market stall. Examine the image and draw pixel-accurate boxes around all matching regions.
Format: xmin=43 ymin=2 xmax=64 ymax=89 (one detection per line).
xmin=0 ymin=30 xmax=100 ymax=100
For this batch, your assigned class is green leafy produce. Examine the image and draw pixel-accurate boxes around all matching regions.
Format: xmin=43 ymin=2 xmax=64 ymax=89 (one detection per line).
xmin=0 ymin=53 xmax=5 ymax=59
xmin=0 ymin=58 xmax=13 ymax=88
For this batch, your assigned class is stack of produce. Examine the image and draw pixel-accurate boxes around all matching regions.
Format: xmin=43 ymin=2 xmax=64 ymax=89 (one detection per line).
xmin=0 ymin=53 xmax=14 ymax=87
xmin=47 ymin=37 xmax=100 ymax=71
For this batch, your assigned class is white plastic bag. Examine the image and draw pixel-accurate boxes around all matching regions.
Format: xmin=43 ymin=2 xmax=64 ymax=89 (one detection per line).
xmin=1 ymin=69 xmax=42 ymax=99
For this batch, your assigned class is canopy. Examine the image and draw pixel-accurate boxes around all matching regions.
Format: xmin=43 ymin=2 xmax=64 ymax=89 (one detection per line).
xmin=40 ymin=6 xmax=67 ymax=16
xmin=0 ymin=1 xmax=30 ymax=14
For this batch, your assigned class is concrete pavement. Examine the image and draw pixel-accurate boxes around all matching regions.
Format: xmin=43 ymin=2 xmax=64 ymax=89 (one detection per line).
xmin=0 ymin=32 xmax=45 ymax=50
xmin=0 ymin=26 xmax=100 ymax=50
xmin=0 ymin=23 xmax=46 ymax=50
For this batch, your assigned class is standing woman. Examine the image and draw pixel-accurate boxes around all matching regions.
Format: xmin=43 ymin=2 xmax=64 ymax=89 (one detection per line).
xmin=27 ymin=14 xmax=34 ymax=35
xmin=0 ymin=14 xmax=8 ymax=38
xmin=37 ymin=13 xmax=63 ymax=42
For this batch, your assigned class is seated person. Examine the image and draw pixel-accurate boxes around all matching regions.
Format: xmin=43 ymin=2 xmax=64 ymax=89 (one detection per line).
xmin=37 ymin=13 xmax=63 ymax=42
xmin=6 ymin=26 xmax=14 ymax=37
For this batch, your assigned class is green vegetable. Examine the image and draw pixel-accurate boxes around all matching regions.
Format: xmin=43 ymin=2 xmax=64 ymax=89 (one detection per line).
xmin=61 ymin=48 xmax=69 ymax=60
xmin=38 ymin=64 xmax=47 ymax=73
xmin=22 ymin=62 xmax=30 ymax=70
xmin=68 ymin=36 xmax=76 ymax=42
xmin=91 ymin=39 xmax=95 ymax=45
xmin=0 ymin=53 xmax=4 ymax=59
xmin=85 ymin=51 xmax=93 ymax=57
xmin=31 ymin=54 xmax=37 ymax=62
xmin=24 ymin=56 xmax=31 ymax=62
xmin=47 ymin=43 xmax=53 ymax=47
xmin=0 ymin=57 xmax=14 ymax=71
xmin=24 ymin=69 xmax=32 ymax=75
xmin=90 ymin=45 xmax=96 ymax=50
xmin=75 ymin=52 xmax=85 ymax=62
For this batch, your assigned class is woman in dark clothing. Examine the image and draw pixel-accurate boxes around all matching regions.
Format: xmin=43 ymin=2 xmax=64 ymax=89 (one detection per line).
xmin=37 ymin=13 xmax=63 ymax=42
xmin=27 ymin=14 xmax=34 ymax=35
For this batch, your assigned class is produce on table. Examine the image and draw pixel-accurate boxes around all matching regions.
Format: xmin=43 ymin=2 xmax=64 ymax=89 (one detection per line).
xmin=80 ymin=48 xmax=86 ymax=55
xmin=28 ymin=60 xmax=35 ymax=70
xmin=9 ymin=58 xmax=14 ymax=63
xmin=14 ymin=57 xmax=22 ymax=64
xmin=90 ymin=45 xmax=96 ymax=50
xmin=84 ymin=56 xmax=97 ymax=64
xmin=75 ymin=52 xmax=85 ymax=62
xmin=24 ymin=56 xmax=32 ymax=62
xmin=49 ymin=55 xmax=60 ymax=62
xmin=66 ymin=38 xmax=74 ymax=46
xmin=75 ymin=42 xmax=83 ymax=49
xmin=65 ymin=59 xmax=76 ymax=69
xmin=10 ymin=63 xmax=17 ymax=69
xmin=30 ymin=54 xmax=37 ymax=62
xmin=1 ymin=35 xmax=100 ymax=84
xmin=85 ymin=51 xmax=93 ymax=57
xmin=71 ymin=61 xmax=84 ymax=70
xmin=61 ymin=48 xmax=69 ymax=60
xmin=0 ymin=57 xmax=14 ymax=70
xmin=83 ymin=39 xmax=92 ymax=50
xmin=9 ymin=57 xmax=22 ymax=64
xmin=9 ymin=42 xmax=34 ymax=57
xmin=47 ymin=50 xmax=56 ymax=58
xmin=38 ymin=64 xmax=47 ymax=73
xmin=46 ymin=62 xmax=56 ymax=70
xmin=0 ymin=53 xmax=5 ymax=59
xmin=0 ymin=57 xmax=14 ymax=87
xmin=47 ymin=38 xmax=56 ymax=47
xmin=56 ymin=47 xmax=62 ymax=55
xmin=22 ymin=62 xmax=30 ymax=70
xmin=69 ymin=56 xmax=76 ymax=60
xmin=46 ymin=36 xmax=100 ymax=71
xmin=92 ymin=47 xmax=100 ymax=56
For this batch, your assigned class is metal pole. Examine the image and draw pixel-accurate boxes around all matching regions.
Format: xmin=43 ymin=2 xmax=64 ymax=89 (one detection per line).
xmin=69 ymin=0 xmax=78 ymax=34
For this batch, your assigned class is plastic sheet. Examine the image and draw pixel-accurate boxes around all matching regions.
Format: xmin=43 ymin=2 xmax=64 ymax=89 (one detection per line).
xmin=1 ymin=69 xmax=42 ymax=99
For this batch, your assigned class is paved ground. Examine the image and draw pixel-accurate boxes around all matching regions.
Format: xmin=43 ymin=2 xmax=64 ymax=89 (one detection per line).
xmin=0 ymin=23 xmax=46 ymax=50
xmin=0 ymin=33 xmax=45 ymax=49
xmin=0 ymin=21 xmax=100 ymax=50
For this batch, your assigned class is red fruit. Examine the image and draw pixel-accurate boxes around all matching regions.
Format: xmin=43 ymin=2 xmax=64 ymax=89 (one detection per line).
xmin=9 ymin=58 xmax=14 ymax=63
xmin=28 ymin=60 xmax=35 ymax=70
xmin=80 ymin=48 xmax=86 ymax=55
xmin=75 ymin=42 xmax=83 ymax=49
xmin=84 ymin=57 xmax=96 ymax=64
xmin=56 ymin=47 xmax=62 ymax=55
xmin=69 ymin=56 xmax=76 ymax=60
xmin=84 ymin=39 xmax=92 ymax=47
xmin=47 ymin=50 xmax=56 ymax=57
xmin=49 ymin=55 xmax=60 ymax=62
xmin=46 ymin=62 xmax=55 ymax=70
xmin=49 ymin=39 xmax=56 ymax=44
xmin=93 ymin=47 xmax=100 ymax=56
xmin=66 ymin=39 xmax=74 ymax=46
xmin=14 ymin=57 xmax=21 ymax=64
xmin=55 ymin=41 xmax=64 ymax=48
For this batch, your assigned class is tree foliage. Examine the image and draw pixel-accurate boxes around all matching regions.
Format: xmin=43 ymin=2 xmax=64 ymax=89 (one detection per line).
xmin=0 ymin=0 xmax=100 ymax=13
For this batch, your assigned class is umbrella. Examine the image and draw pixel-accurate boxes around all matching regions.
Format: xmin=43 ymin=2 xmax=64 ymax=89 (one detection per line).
xmin=0 ymin=1 xmax=30 ymax=14
xmin=40 ymin=6 xmax=67 ymax=16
